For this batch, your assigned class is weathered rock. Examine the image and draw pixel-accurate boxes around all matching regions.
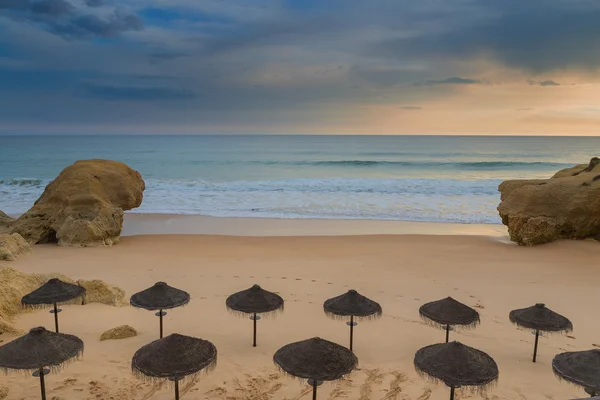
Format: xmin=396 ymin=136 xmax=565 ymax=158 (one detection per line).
xmin=100 ymin=325 xmax=138 ymax=341
xmin=0 ymin=210 xmax=12 ymax=231
xmin=77 ymin=279 xmax=127 ymax=307
xmin=0 ymin=267 xmax=126 ymax=334
xmin=0 ymin=233 xmax=31 ymax=261
xmin=498 ymin=158 xmax=600 ymax=245
xmin=0 ymin=385 xmax=9 ymax=400
xmin=10 ymin=159 xmax=145 ymax=247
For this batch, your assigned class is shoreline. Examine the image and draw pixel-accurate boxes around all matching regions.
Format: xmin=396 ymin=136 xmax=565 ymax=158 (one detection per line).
xmin=121 ymin=212 xmax=509 ymax=238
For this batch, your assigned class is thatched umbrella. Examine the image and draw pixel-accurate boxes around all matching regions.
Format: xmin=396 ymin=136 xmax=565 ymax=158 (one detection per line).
xmin=552 ymin=350 xmax=600 ymax=397
xmin=132 ymin=333 xmax=217 ymax=400
xmin=323 ymin=289 xmax=382 ymax=351
xmin=419 ymin=297 xmax=480 ymax=343
xmin=274 ymin=337 xmax=357 ymax=400
xmin=130 ymin=282 xmax=190 ymax=338
xmin=226 ymin=284 xmax=284 ymax=347
xmin=414 ymin=341 xmax=498 ymax=400
xmin=509 ymin=303 xmax=572 ymax=362
xmin=0 ymin=327 xmax=83 ymax=400
xmin=21 ymin=278 xmax=86 ymax=333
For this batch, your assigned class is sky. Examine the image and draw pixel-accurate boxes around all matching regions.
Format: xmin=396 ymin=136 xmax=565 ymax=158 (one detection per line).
xmin=1 ymin=0 xmax=600 ymax=135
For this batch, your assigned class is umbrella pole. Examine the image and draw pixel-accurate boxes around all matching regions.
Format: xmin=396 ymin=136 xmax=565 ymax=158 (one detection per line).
xmin=449 ymin=386 xmax=455 ymax=400
xmin=349 ymin=315 xmax=354 ymax=351
xmin=532 ymin=329 xmax=539 ymax=363
xmin=53 ymin=302 xmax=59 ymax=333
xmin=253 ymin=312 xmax=257 ymax=347
xmin=445 ymin=324 xmax=450 ymax=343
xmin=174 ymin=379 xmax=179 ymax=400
xmin=312 ymin=381 xmax=317 ymax=400
xmin=39 ymin=367 xmax=46 ymax=400
xmin=160 ymin=309 xmax=163 ymax=339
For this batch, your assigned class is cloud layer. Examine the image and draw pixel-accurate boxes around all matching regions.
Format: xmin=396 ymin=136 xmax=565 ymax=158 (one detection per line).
xmin=1 ymin=0 xmax=599 ymax=134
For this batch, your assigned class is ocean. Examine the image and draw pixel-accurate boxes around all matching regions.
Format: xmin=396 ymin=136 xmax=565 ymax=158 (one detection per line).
xmin=0 ymin=135 xmax=597 ymax=224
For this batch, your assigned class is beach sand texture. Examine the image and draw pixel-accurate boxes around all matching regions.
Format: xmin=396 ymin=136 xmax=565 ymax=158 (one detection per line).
xmin=1 ymin=232 xmax=599 ymax=400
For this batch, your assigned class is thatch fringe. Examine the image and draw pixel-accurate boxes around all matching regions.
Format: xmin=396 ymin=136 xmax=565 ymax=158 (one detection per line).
xmin=226 ymin=305 xmax=284 ymax=320
xmin=509 ymin=319 xmax=573 ymax=334
xmin=324 ymin=310 xmax=382 ymax=321
xmin=273 ymin=362 xmax=356 ymax=384
xmin=21 ymin=298 xmax=83 ymax=310
xmin=0 ymin=347 xmax=83 ymax=376
xmin=419 ymin=314 xmax=480 ymax=331
xmin=552 ymin=364 xmax=599 ymax=393
xmin=413 ymin=365 xmax=498 ymax=395
xmin=131 ymin=358 xmax=216 ymax=386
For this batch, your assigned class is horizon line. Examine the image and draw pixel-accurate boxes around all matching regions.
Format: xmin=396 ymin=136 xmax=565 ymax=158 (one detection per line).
xmin=1 ymin=133 xmax=600 ymax=138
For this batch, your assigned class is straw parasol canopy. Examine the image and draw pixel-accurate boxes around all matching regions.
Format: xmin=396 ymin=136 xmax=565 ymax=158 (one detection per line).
xmin=419 ymin=297 xmax=480 ymax=343
xmin=419 ymin=297 xmax=480 ymax=329
xmin=226 ymin=284 xmax=284 ymax=315
xmin=552 ymin=350 xmax=600 ymax=396
xmin=414 ymin=341 xmax=498 ymax=400
xmin=509 ymin=303 xmax=572 ymax=363
xmin=22 ymin=278 xmax=87 ymax=333
xmin=323 ymin=290 xmax=382 ymax=320
xmin=132 ymin=333 xmax=217 ymax=383
xmin=130 ymin=282 xmax=190 ymax=311
xmin=0 ymin=327 xmax=83 ymax=400
xmin=0 ymin=326 xmax=83 ymax=373
xmin=509 ymin=303 xmax=572 ymax=333
xmin=274 ymin=337 xmax=358 ymax=382
xmin=22 ymin=278 xmax=86 ymax=307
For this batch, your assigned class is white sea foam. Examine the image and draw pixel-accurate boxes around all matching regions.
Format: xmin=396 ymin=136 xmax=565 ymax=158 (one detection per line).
xmin=0 ymin=177 xmax=503 ymax=223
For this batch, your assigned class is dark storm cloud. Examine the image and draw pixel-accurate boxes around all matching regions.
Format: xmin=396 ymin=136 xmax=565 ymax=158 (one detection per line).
xmin=415 ymin=77 xmax=481 ymax=87
xmin=0 ymin=0 xmax=142 ymax=38
xmin=79 ymin=81 xmax=196 ymax=101
xmin=51 ymin=13 xmax=142 ymax=38
xmin=84 ymin=0 xmax=103 ymax=7
xmin=528 ymin=80 xmax=561 ymax=86
xmin=376 ymin=1 xmax=600 ymax=72
xmin=30 ymin=0 xmax=73 ymax=16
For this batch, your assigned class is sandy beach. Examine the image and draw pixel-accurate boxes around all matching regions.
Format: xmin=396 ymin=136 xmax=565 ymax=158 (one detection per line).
xmin=1 ymin=216 xmax=600 ymax=400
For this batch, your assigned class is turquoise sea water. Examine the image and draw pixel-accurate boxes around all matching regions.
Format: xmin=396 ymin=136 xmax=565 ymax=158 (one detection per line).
xmin=0 ymin=135 xmax=597 ymax=223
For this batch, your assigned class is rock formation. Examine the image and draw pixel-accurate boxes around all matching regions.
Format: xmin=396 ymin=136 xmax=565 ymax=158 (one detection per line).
xmin=9 ymin=159 xmax=145 ymax=247
xmin=0 ymin=233 xmax=30 ymax=261
xmin=0 ymin=211 xmax=12 ymax=231
xmin=498 ymin=157 xmax=600 ymax=245
xmin=0 ymin=267 xmax=126 ymax=334
xmin=100 ymin=325 xmax=138 ymax=341
xmin=77 ymin=279 xmax=126 ymax=307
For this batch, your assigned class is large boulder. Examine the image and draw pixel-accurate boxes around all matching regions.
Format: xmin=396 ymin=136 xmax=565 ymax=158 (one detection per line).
xmin=0 ymin=267 xmax=126 ymax=334
xmin=0 ymin=233 xmax=30 ymax=261
xmin=9 ymin=159 xmax=145 ymax=247
xmin=498 ymin=157 xmax=600 ymax=245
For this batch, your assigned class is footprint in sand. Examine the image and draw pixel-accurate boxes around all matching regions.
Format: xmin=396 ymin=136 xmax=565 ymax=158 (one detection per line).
xmin=327 ymin=377 xmax=353 ymax=399
xmin=358 ymin=368 xmax=386 ymax=400
xmin=311 ymin=280 xmax=317 ymax=282
xmin=295 ymin=278 xmax=302 ymax=281
xmin=566 ymin=335 xmax=576 ymax=339
xmin=226 ymin=372 xmax=283 ymax=399
xmin=380 ymin=372 xmax=406 ymax=400
xmin=416 ymin=388 xmax=432 ymax=400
